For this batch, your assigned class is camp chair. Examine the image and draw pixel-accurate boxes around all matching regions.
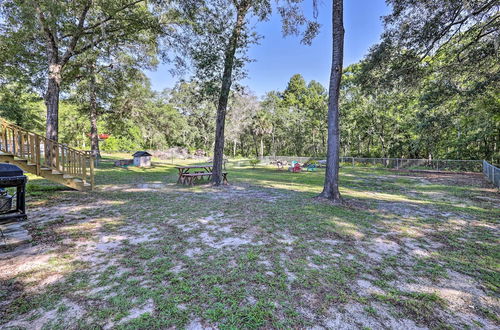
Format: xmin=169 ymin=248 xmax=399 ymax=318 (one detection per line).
xmin=290 ymin=162 xmax=301 ymax=173
xmin=306 ymin=164 xmax=317 ymax=172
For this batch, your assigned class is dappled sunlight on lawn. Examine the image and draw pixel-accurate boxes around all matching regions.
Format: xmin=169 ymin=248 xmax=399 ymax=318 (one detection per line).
xmin=327 ymin=218 xmax=366 ymax=240
xmin=1 ymin=158 xmax=498 ymax=329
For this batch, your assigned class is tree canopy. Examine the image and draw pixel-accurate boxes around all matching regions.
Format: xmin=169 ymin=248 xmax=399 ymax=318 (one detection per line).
xmin=0 ymin=0 xmax=497 ymax=164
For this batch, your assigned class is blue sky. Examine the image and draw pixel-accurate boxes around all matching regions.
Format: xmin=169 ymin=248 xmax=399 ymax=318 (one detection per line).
xmin=146 ymin=0 xmax=390 ymax=96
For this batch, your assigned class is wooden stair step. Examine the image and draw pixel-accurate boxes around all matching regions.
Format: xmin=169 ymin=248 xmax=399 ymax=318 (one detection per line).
xmin=1 ymin=118 xmax=94 ymax=191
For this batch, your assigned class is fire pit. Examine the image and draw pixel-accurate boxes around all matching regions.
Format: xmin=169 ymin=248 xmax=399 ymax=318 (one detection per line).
xmin=0 ymin=163 xmax=27 ymax=224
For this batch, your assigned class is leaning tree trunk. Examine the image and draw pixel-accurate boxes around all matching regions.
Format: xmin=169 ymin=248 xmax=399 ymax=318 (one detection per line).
xmin=319 ymin=0 xmax=344 ymax=203
xmin=89 ymin=65 xmax=101 ymax=159
xmin=212 ymin=7 xmax=247 ymax=185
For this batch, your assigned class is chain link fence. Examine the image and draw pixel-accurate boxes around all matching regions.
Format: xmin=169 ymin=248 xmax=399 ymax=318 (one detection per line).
xmin=483 ymin=160 xmax=500 ymax=188
xmin=260 ymin=156 xmax=483 ymax=172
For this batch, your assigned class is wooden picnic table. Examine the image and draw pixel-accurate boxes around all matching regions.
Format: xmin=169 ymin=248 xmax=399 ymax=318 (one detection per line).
xmin=174 ymin=164 xmax=228 ymax=185
xmin=175 ymin=165 xmax=213 ymax=184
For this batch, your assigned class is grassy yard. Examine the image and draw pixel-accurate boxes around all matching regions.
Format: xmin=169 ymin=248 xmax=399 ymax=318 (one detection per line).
xmin=1 ymin=155 xmax=499 ymax=329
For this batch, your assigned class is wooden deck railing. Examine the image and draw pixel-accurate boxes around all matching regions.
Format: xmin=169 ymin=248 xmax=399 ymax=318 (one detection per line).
xmin=0 ymin=118 xmax=94 ymax=188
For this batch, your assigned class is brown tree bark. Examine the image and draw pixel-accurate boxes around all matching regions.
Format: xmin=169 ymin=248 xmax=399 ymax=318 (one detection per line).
xmin=35 ymin=1 xmax=140 ymax=143
xmin=271 ymin=130 xmax=276 ymax=156
xmin=212 ymin=4 xmax=249 ymax=185
xmin=36 ymin=2 xmax=91 ymax=142
xmin=319 ymin=0 xmax=344 ymax=203
xmin=252 ymin=134 xmax=259 ymax=158
xmin=45 ymin=63 xmax=61 ymax=142
xmin=88 ymin=65 xmax=101 ymax=159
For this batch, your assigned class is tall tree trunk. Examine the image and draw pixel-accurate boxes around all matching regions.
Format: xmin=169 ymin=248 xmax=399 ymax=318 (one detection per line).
xmin=89 ymin=65 xmax=101 ymax=159
xmin=233 ymin=139 xmax=237 ymax=157
xmin=319 ymin=0 xmax=344 ymax=203
xmin=321 ymin=130 xmax=326 ymax=154
xmin=252 ymin=134 xmax=259 ymax=158
xmin=312 ymin=130 xmax=316 ymax=156
xmin=260 ymin=137 xmax=264 ymax=158
xmin=271 ymin=130 xmax=276 ymax=156
xmin=212 ymin=6 xmax=247 ymax=185
xmin=45 ymin=63 xmax=61 ymax=142
xmin=45 ymin=62 xmax=61 ymax=168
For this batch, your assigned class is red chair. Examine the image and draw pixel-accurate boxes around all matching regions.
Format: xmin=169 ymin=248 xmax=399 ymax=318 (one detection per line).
xmin=291 ymin=163 xmax=301 ymax=173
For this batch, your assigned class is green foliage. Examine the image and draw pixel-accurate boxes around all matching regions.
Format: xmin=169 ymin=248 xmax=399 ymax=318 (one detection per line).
xmin=353 ymin=0 xmax=500 ymax=162
xmin=101 ymin=136 xmax=140 ymax=152
xmin=0 ymin=0 xmax=496 ymax=164
xmin=249 ymin=159 xmax=260 ymax=168
xmin=59 ymin=101 xmax=89 ymax=148
xmin=0 ymin=0 xmax=162 ymax=88
xmin=0 ymin=85 xmax=45 ymax=132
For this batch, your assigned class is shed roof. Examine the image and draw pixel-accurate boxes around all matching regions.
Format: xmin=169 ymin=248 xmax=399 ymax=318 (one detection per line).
xmin=132 ymin=151 xmax=152 ymax=157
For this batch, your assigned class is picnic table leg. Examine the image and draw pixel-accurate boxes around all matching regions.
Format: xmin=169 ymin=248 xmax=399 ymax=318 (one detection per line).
xmin=204 ymin=167 xmax=213 ymax=183
xmin=176 ymin=169 xmax=183 ymax=184
xmin=178 ymin=169 xmax=190 ymax=185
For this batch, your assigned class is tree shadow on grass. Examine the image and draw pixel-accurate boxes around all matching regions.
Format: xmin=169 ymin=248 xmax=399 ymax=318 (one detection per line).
xmin=1 ymin=166 xmax=499 ymax=328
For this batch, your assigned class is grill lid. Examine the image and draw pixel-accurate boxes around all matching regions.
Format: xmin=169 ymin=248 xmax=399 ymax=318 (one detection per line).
xmin=0 ymin=163 xmax=24 ymax=177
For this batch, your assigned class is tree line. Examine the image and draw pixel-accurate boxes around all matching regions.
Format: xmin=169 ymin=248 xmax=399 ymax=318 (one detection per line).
xmin=1 ymin=0 xmax=499 ymax=201
xmin=3 ymin=59 xmax=497 ymax=163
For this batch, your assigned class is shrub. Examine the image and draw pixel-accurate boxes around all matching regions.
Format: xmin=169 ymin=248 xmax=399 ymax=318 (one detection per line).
xmin=101 ymin=136 xmax=140 ymax=152
xmin=249 ymin=159 xmax=260 ymax=168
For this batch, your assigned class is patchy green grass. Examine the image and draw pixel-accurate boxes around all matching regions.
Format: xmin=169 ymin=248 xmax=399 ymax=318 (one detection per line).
xmin=0 ymin=156 xmax=498 ymax=329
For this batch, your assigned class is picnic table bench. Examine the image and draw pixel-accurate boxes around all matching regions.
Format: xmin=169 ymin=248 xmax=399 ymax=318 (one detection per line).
xmin=175 ymin=165 xmax=229 ymax=186
xmin=182 ymin=172 xmax=228 ymax=186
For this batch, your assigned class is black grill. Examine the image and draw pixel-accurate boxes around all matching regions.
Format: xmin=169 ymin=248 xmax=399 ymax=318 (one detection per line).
xmin=0 ymin=163 xmax=27 ymax=224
